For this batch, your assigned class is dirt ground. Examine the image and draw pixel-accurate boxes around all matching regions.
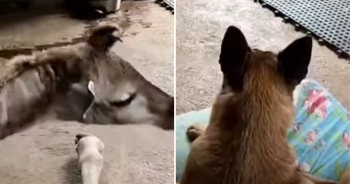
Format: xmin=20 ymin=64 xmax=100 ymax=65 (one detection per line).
xmin=0 ymin=1 xmax=174 ymax=184
xmin=176 ymin=0 xmax=350 ymax=114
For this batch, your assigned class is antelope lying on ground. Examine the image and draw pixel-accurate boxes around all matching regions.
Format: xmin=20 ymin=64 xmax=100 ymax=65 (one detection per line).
xmin=180 ymin=26 xmax=339 ymax=184
xmin=81 ymin=27 xmax=174 ymax=129
xmin=75 ymin=134 xmax=105 ymax=184
xmin=0 ymin=25 xmax=174 ymax=140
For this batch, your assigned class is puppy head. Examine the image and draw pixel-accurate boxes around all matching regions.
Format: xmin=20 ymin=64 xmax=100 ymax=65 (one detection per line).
xmin=86 ymin=25 xmax=123 ymax=50
xmin=75 ymin=133 xmax=89 ymax=145
xmin=75 ymin=134 xmax=105 ymax=154
xmin=219 ymin=26 xmax=312 ymax=96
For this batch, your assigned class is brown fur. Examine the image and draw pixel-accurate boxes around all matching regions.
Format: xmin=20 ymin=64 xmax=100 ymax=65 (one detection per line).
xmin=340 ymin=166 xmax=350 ymax=184
xmin=180 ymin=26 xmax=337 ymax=184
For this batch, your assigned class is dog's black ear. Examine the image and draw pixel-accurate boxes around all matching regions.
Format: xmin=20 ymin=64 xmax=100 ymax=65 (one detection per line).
xmin=219 ymin=26 xmax=250 ymax=91
xmin=278 ymin=36 xmax=312 ymax=85
xmin=87 ymin=25 xmax=122 ymax=50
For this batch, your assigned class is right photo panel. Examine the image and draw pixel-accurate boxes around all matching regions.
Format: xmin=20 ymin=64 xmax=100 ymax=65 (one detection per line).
xmin=176 ymin=0 xmax=350 ymax=183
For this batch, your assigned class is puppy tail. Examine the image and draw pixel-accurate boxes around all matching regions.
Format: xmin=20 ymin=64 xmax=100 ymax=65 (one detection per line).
xmin=86 ymin=25 xmax=122 ymax=50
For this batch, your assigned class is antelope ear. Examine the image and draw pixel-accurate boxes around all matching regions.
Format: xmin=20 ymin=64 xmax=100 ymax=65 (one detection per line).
xmin=219 ymin=26 xmax=250 ymax=91
xmin=88 ymin=81 xmax=95 ymax=97
xmin=278 ymin=36 xmax=312 ymax=85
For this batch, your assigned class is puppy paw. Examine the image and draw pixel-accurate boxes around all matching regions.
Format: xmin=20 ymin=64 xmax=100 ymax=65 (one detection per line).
xmin=186 ymin=124 xmax=206 ymax=142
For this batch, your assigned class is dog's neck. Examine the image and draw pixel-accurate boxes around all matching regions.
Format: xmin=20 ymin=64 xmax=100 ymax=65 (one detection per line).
xmin=211 ymin=83 xmax=294 ymax=130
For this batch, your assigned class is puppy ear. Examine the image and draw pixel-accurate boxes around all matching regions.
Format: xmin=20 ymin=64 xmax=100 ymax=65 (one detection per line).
xmin=278 ymin=36 xmax=312 ymax=85
xmin=219 ymin=26 xmax=250 ymax=91
xmin=75 ymin=133 xmax=89 ymax=145
xmin=87 ymin=25 xmax=122 ymax=50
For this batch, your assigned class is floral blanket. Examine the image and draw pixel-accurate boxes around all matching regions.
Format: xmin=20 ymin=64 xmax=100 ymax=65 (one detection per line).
xmin=176 ymin=79 xmax=350 ymax=182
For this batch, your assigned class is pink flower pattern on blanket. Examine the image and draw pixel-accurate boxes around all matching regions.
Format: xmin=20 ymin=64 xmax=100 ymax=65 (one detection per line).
xmin=342 ymin=132 xmax=350 ymax=150
xmin=303 ymin=89 xmax=330 ymax=119
xmin=305 ymin=130 xmax=318 ymax=144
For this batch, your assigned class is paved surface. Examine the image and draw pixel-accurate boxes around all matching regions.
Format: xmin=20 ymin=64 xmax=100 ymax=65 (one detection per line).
xmin=0 ymin=1 xmax=174 ymax=184
xmin=176 ymin=0 xmax=350 ymax=114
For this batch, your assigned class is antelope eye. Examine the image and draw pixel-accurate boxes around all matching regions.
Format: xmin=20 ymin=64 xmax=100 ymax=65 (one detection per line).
xmin=109 ymin=93 xmax=136 ymax=107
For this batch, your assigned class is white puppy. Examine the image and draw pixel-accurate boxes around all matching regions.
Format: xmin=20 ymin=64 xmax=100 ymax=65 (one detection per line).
xmin=75 ymin=134 xmax=105 ymax=184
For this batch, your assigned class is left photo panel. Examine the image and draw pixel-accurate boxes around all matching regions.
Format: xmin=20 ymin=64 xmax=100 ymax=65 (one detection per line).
xmin=0 ymin=0 xmax=174 ymax=184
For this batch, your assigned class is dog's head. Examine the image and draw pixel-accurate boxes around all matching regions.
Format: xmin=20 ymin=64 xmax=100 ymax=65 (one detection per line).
xmin=219 ymin=26 xmax=312 ymax=98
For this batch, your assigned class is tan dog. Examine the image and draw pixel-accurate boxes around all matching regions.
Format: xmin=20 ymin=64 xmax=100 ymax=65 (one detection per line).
xmin=75 ymin=134 xmax=105 ymax=184
xmin=180 ymin=26 xmax=337 ymax=184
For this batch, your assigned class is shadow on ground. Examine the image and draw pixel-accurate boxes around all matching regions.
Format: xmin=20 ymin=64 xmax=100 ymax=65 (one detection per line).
xmin=62 ymin=158 xmax=81 ymax=184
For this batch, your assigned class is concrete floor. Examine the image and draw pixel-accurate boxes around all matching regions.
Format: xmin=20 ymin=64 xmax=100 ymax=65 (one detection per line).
xmin=0 ymin=1 xmax=174 ymax=184
xmin=176 ymin=0 xmax=350 ymax=114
